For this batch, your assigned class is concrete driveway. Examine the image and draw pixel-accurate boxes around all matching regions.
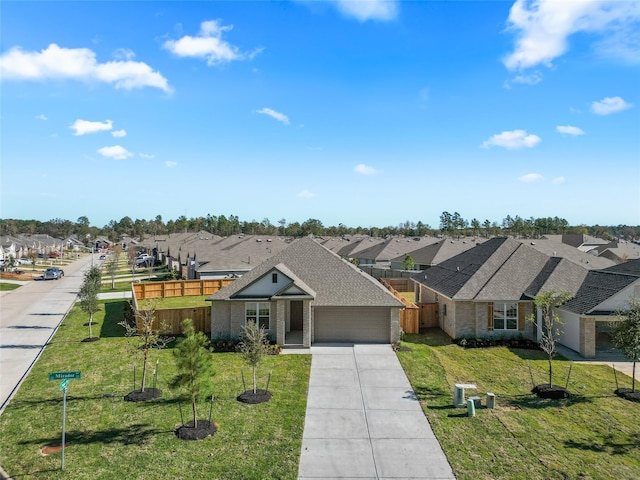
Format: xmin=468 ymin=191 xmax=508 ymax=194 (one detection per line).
xmin=298 ymin=344 xmax=455 ymax=480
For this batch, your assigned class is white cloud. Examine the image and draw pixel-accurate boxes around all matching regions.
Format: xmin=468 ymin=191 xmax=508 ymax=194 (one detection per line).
xmin=297 ymin=189 xmax=316 ymax=199
xmin=163 ymin=19 xmax=261 ymax=66
xmin=354 ymin=163 xmax=379 ymax=175
xmin=0 ymin=43 xmax=171 ymax=92
xmin=139 ymin=152 xmax=155 ymax=159
xmin=256 ymin=107 xmax=290 ymax=125
xmin=504 ymin=71 xmax=543 ymax=88
xmin=97 ymin=145 xmax=133 ymax=160
xmin=481 ymin=129 xmax=541 ymax=149
xmin=519 ymin=173 xmax=544 ymax=183
xmin=70 ymin=119 xmax=112 ymax=136
xmin=590 ymin=96 xmax=633 ymax=115
xmin=36 ymin=114 xmax=47 ymax=120
xmin=556 ymin=125 xmax=585 ymax=136
xmin=330 ymin=0 xmax=398 ymax=22
xmin=503 ymin=0 xmax=640 ymax=71
xmin=552 ymin=176 xmax=566 ymax=184
xmin=111 ymin=129 xmax=126 ymax=138
xmin=165 ymin=161 xmax=177 ymax=167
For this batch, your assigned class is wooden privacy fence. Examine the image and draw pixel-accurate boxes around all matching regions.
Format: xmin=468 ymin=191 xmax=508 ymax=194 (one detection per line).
xmin=380 ymin=279 xmax=419 ymax=334
xmin=131 ymin=279 xmax=235 ymax=335
xmin=418 ymin=303 xmax=439 ymax=328
xmin=132 ymin=279 xmax=234 ymax=300
xmin=136 ymin=306 xmax=212 ymax=336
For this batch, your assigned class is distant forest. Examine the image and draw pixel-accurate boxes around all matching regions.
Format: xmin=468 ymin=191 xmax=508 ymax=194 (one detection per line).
xmin=0 ymin=213 xmax=638 ymax=243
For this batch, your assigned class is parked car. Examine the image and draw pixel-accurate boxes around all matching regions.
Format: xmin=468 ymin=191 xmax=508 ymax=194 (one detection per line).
xmin=43 ymin=267 xmax=64 ymax=280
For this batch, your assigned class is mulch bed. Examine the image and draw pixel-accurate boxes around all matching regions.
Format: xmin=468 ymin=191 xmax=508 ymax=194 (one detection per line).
xmin=532 ymin=384 xmax=571 ymax=399
xmin=615 ymin=388 xmax=640 ymax=402
xmin=175 ymin=420 xmax=217 ymax=440
xmin=81 ymin=337 xmax=100 ymax=343
xmin=124 ymin=388 xmax=162 ymax=402
xmin=237 ymin=389 xmax=272 ymax=404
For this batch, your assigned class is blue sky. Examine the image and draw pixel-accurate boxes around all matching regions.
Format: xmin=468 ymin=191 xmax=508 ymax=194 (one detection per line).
xmin=1 ymin=0 xmax=639 ymax=229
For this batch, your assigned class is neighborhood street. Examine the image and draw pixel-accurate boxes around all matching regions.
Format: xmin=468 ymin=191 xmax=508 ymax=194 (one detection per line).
xmin=0 ymin=254 xmax=95 ymax=413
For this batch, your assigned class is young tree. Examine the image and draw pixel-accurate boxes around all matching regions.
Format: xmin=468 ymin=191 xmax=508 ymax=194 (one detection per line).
xmin=403 ymin=255 xmax=415 ymax=271
xmin=529 ymin=291 xmax=572 ymax=387
xmin=611 ymin=299 xmax=640 ymax=393
xmin=170 ymin=319 xmax=214 ymax=428
xmin=239 ymin=321 xmax=269 ymax=394
xmin=79 ymin=266 xmax=102 ymax=340
xmin=119 ymin=301 xmax=172 ymax=393
xmin=105 ymin=256 xmax=119 ymax=289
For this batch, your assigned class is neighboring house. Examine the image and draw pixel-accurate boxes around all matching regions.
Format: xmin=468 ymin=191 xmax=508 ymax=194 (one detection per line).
xmin=187 ymin=235 xmax=291 ymax=279
xmin=208 ymin=237 xmax=404 ymax=347
xmin=411 ymin=238 xmax=587 ymax=342
xmin=335 ymin=236 xmax=385 ymax=260
xmin=594 ymin=240 xmax=640 ymax=264
xmin=519 ymin=237 xmax=615 ymax=270
xmin=389 ymin=237 xmax=483 ymax=271
xmin=556 ymin=259 xmax=640 ymax=357
xmin=350 ymin=237 xmax=439 ymax=267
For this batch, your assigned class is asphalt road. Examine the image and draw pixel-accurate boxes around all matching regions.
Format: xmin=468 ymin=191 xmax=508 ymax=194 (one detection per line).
xmin=0 ymin=254 xmax=96 ymax=414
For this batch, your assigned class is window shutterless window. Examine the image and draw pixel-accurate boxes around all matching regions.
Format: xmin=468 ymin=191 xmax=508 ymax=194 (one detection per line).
xmin=493 ymin=302 xmax=518 ymax=330
xmin=245 ymin=302 xmax=270 ymax=330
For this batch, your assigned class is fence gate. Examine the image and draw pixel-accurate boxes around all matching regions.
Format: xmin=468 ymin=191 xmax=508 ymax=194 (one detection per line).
xmin=418 ymin=303 xmax=439 ymax=328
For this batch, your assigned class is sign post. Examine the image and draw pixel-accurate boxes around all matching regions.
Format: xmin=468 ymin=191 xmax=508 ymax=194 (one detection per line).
xmin=60 ymin=380 xmax=68 ymax=470
xmin=49 ymin=372 xmax=80 ymax=471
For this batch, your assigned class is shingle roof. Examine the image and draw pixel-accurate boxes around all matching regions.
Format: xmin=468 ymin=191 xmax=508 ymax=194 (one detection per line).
xmin=208 ymin=237 xmax=404 ymax=307
xmin=515 ymin=238 xmax=614 ymax=270
xmin=353 ymin=237 xmax=437 ymax=262
xmin=390 ymin=237 xmax=483 ymax=267
xmin=524 ymin=257 xmax=587 ymax=298
xmin=411 ymin=237 xmax=511 ymax=299
xmin=561 ymin=261 xmax=640 ymax=314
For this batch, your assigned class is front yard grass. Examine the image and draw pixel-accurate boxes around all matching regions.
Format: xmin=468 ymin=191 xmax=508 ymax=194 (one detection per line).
xmin=0 ymin=299 xmax=311 ymax=479
xmin=398 ymin=330 xmax=640 ymax=480
xmin=0 ymin=282 xmax=21 ymax=291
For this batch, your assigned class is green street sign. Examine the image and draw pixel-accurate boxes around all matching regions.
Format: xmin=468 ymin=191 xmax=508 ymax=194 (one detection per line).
xmin=59 ymin=379 xmax=69 ymax=391
xmin=49 ymin=371 xmax=81 ymax=381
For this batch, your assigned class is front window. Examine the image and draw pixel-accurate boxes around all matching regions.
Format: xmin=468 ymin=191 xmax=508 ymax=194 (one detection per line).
xmin=493 ymin=302 xmax=518 ymax=330
xmin=245 ymin=302 xmax=270 ymax=330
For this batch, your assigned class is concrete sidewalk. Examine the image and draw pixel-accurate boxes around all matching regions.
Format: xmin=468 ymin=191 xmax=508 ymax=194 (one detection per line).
xmin=298 ymin=344 xmax=455 ymax=479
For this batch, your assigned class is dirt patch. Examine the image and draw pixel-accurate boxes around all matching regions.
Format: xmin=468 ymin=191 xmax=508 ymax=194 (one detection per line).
xmin=40 ymin=443 xmax=70 ymax=455
xmin=175 ymin=420 xmax=218 ymax=440
xmin=124 ymin=388 xmax=162 ymax=402
xmin=81 ymin=337 xmax=101 ymax=343
xmin=532 ymin=384 xmax=571 ymax=399
xmin=237 ymin=389 xmax=272 ymax=404
xmin=615 ymin=388 xmax=640 ymax=402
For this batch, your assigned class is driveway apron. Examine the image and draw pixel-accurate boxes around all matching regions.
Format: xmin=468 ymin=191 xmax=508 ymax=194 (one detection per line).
xmin=298 ymin=344 xmax=455 ymax=479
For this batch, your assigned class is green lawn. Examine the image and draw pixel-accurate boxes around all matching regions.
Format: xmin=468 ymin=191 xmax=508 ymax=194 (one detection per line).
xmin=0 ymin=282 xmax=21 ymax=291
xmin=0 ymin=299 xmax=311 ymax=479
xmin=397 ymin=330 xmax=640 ymax=480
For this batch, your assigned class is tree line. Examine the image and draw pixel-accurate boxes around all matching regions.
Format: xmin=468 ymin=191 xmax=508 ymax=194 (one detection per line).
xmin=0 ymin=213 xmax=638 ymax=243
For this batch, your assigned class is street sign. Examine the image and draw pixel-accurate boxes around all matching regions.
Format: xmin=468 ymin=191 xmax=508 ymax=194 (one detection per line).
xmin=49 ymin=371 xmax=81 ymax=381
xmin=59 ymin=379 xmax=69 ymax=391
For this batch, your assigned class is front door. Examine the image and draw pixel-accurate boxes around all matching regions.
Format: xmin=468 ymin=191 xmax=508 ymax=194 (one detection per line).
xmin=290 ymin=301 xmax=303 ymax=330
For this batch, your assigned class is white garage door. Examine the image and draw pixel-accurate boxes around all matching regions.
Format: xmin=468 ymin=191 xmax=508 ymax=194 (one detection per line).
xmin=314 ymin=307 xmax=390 ymax=343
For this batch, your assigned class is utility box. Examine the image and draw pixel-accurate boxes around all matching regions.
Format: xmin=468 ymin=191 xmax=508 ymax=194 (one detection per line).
xmin=453 ymin=383 xmax=477 ymax=407
xmin=467 ymin=398 xmax=476 ymax=417
xmin=469 ymin=396 xmax=481 ymax=409
xmin=486 ymin=392 xmax=496 ymax=410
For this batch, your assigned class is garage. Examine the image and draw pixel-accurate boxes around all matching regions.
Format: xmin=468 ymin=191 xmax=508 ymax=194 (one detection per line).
xmin=313 ymin=306 xmax=391 ymax=343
